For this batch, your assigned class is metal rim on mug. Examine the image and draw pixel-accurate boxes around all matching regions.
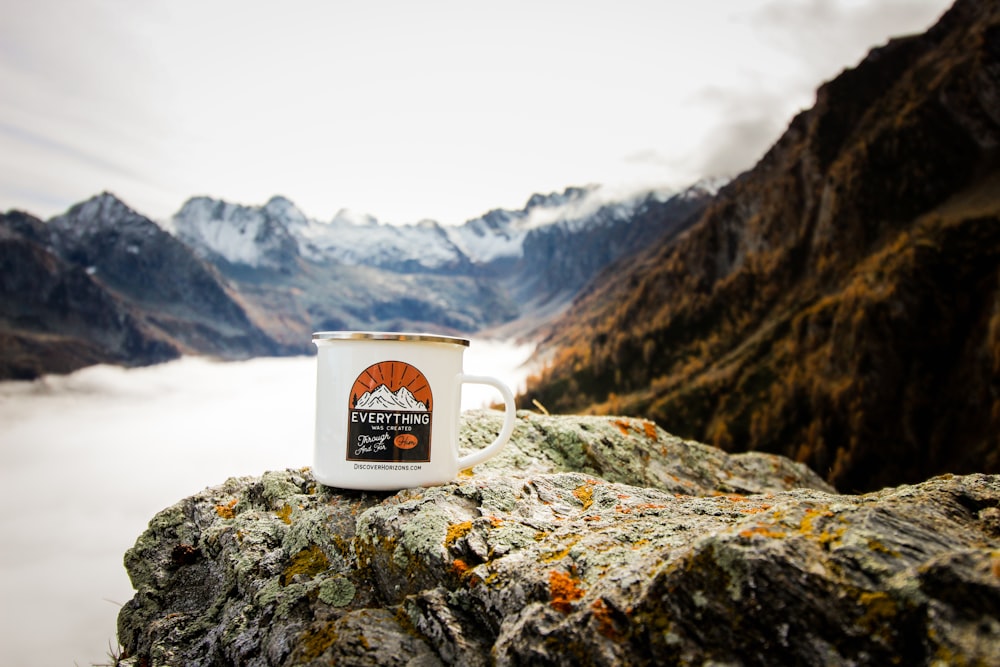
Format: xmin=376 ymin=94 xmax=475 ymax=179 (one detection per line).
xmin=311 ymin=331 xmax=471 ymax=347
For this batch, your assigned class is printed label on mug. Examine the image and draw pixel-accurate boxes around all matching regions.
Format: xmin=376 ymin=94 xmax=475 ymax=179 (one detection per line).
xmin=347 ymin=360 xmax=432 ymax=463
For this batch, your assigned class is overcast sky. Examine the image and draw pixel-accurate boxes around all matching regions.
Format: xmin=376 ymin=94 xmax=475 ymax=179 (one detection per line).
xmin=0 ymin=0 xmax=954 ymax=226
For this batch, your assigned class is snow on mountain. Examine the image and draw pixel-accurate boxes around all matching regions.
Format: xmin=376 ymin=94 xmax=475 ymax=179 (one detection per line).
xmin=168 ymin=183 xmax=680 ymax=272
xmin=297 ymin=210 xmax=467 ymax=270
xmin=172 ymin=195 xmax=300 ymax=269
xmin=443 ymin=185 xmax=652 ymax=263
xmin=355 ymin=385 xmax=427 ymax=411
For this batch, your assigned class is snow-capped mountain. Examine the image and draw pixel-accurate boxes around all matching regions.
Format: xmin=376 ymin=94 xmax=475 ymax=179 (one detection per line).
xmin=297 ymin=211 xmax=469 ymax=272
xmin=1 ymin=182 xmax=717 ymax=377
xmin=172 ymin=195 xmax=301 ymax=270
xmin=168 ymin=185 xmax=669 ymax=274
xmin=162 ymin=183 xmax=716 ymax=339
xmin=355 ymin=385 xmax=428 ymax=411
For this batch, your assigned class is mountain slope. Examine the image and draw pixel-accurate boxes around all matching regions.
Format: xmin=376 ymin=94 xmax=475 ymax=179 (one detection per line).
xmin=0 ymin=194 xmax=290 ymax=379
xmin=522 ymin=0 xmax=1000 ymax=492
xmin=0 ymin=210 xmax=179 ymax=378
xmin=48 ymin=193 xmax=282 ymax=359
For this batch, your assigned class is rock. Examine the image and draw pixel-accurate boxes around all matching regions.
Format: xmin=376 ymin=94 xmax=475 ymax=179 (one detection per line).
xmin=117 ymin=411 xmax=1000 ymax=666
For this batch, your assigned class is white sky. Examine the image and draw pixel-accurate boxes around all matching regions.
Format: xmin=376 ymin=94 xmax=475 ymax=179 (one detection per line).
xmin=0 ymin=0 xmax=954 ymax=226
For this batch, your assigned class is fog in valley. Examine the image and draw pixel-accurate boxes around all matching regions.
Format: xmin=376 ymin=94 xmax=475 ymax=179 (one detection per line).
xmin=0 ymin=340 xmax=534 ymax=667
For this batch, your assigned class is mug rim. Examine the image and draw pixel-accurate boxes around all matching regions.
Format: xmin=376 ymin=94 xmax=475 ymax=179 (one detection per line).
xmin=311 ymin=331 xmax=470 ymax=347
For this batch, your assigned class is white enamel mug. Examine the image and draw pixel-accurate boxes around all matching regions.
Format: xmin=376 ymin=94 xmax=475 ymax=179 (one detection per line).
xmin=312 ymin=331 xmax=517 ymax=490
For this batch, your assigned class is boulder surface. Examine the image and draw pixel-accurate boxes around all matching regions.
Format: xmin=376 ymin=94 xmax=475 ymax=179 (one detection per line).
xmin=117 ymin=411 xmax=1000 ymax=665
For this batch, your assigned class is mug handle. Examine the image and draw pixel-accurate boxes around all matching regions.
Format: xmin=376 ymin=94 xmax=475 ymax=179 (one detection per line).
xmin=456 ymin=374 xmax=517 ymax=470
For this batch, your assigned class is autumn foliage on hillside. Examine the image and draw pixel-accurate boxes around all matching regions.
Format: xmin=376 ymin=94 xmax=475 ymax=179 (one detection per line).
xmin=522 ymin=0 xmax=1000 ymax=492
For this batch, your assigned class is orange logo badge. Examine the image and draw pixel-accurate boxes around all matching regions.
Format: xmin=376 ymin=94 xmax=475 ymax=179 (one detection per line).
xmin=347 ymin=360 xmax=433 ymax=463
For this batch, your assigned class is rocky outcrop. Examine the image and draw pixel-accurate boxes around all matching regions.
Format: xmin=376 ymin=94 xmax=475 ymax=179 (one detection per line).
xmin=117 ymin=412 xmax=999 ymax=666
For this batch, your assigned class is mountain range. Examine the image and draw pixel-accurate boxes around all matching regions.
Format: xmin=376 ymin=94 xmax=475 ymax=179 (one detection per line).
xmin=0 ymin=180 xmax=712 ymax=379
xmin=522 ymin=0 xmax=1000 ymax=492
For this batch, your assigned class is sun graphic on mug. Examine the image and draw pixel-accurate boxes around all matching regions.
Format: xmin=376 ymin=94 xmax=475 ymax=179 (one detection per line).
xmin=350 ymin=360 xmax=432 ymax=411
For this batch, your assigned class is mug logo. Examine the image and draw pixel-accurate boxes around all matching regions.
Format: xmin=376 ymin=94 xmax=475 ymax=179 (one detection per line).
xmin=347 ymin=360 xmax=432 ymax=462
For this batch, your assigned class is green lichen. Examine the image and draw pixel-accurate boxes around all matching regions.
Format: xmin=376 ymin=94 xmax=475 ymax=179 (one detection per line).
xmin=318 ymin=575 xmax=356 ymax=607
xmin=284 ymin=507 xmax=348 ymax=568
xmin=392 ymin=542 xmax=409 ymax=570
xmin=261 ymin=471 xmax=305 ymax=509
xmin=256 ymin=578 xmax=282 ymax=607
xmin=477 ymin=483 xmax=521 ymax=513
xmin=397 ymin=503 xmax=454 ymax=560
xmin=486 ymin=520 xmax=538 ymax=557
xmin=256 ymin=579 xmax=312 ymax=621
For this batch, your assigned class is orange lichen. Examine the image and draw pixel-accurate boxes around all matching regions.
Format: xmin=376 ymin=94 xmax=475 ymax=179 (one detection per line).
xmin=613 ymin=419 xmax=633 ymax=436
xmin=739 ymin=504 xmax=773 ymax=515
xmin=452 ymin=558 xmax=470 ymax=577
xmin=856 ymin=591 xmax=898 ymax=640
xmin=610 ymin=417 xmax=661 ymax=440
xmin=739 ymin=524 xmax=786 ymax=540
xmin=800 ymin=507 xmax=834 ymax=532
xmin=549 ymin=569 xmax=585 ymax=613
xmin=275 ymin=504 xmax=293 ymax=524
xmin=867 ymin=539 xmax=900 ymax=556
xmin=215 ymin=498 xmax=238 ymax=519
xmin=573 ymin=484 xmax=595 ymax=510
xmin=634 ymin=503 xmax=667 ymax=511
xmin=445 ymin=521 xmax=473 ymax=548
xmin=281 ymin=545 xmax=329 ymax=585
xmin=591 ymin=598 xmax=619 ymax=639
xmin=297 ymin=622 xmax=339 ymax=661
xmin=799 ymin=507 xmax=845 ymax=547
xmin=541 ymin=545 xmax=573 ymax=563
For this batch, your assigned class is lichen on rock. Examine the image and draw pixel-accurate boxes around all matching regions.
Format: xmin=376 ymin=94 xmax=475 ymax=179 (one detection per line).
xmin=116 ymin=411 xmax=1000 ymax=666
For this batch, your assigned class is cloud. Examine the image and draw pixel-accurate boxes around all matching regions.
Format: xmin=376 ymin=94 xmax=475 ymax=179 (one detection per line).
xmin=641 ymin=0 xmax=955 ymax=185
xmin=0 ymin=121 xmax=140 ymax=179
xmin=685 ymin=84 xmax=804 ymax=180
xmin=751 ymin=0 xmax=952 ymax=81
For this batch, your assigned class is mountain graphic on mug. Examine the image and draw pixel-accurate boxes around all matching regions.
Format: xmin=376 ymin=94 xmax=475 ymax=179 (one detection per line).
xmin=350 ymin=360 xmax=433 ymax=411
xmin=354 ymin=384 xmax=428 ymax=411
